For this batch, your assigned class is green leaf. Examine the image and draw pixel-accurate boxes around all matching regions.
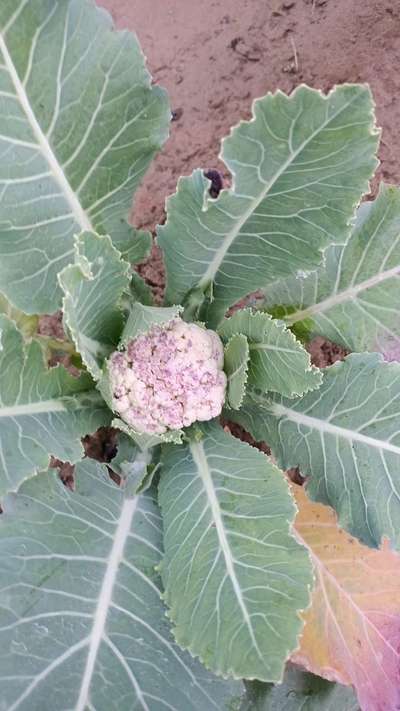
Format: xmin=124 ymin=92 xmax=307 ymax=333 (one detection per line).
xmin=224 ymin=333 xmax=249 ymax=409
xmin=0 ymin=0 xmax=169 ymax=314
xmin=120 ymin=303 xmax=182 ymax=346
xmin=108 ymin=433 xmax=156 ymax=494
xmin=108 ymin=432 xmax=141 ymax=479
xmin=229 ymin=353 xmax=400 ymax=550
xmin=242 ymin=664 xmax=359 ymax=711
xmin=262 ymin=184 xmax=400 ymax=356
xmin=0 ymin=460 xmax=243 ymax=710
xmin=159 ymin=421 xmax=313 ymax=681
xmin=129 ymin=271 xmax=154 ymax=306
xmin=0 ymin=315 xmax=110 ymax=495
xmin=112 ymin=417 xmax=184 ymax=451
xmin=158 ymin=84 xmax=378 ymax=327
xmin=59 ymin=232 xmax=131 ymax=380
xmin=219 ymin=309 xmax=321 ymax=398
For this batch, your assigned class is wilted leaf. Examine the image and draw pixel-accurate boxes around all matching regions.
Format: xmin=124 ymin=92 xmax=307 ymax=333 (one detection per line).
xmin=0 ymin=294 xmax=38 ymax=338
xmin=0 ymin=0 xmax=169 ymax=313
xmin=292 ymin=484 xmax=400 ymax=711
xmin=262 ymin=184 xmax=400 ymax=357
xmin=159 ymin=421 xmax=313 ymax=681
xmin=0 ymin=315 xmax=109 ymax=495
xmin=0 ymin=460 xmax=243 ymax=710
xmin=158 ymin=84 xmax=378 ymax=327
xmin=229 ymin=353 xmax=400 ymax=551
xmin=219 ymin=309 xmax=321 ymax=398
xmin=59 ymin=232 xmax=131 ymax=380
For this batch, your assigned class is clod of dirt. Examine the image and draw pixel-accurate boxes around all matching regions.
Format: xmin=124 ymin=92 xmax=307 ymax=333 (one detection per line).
xmin=229 ymin=36 xmax=261 ymax=62
xmin=287 ymin=467 xmax=306 ymax=485
xmin=136 ymin=244 xmax=166 ymax=303
xmin=51 ymin=426 xmax=121 ymax=491
xmin=37 ymin=312 xmax=65 ymax=340
xmin=50 ymin=457 xmax=75 ymax=490
xmin=222 ymin=418 xmax=271 ymax=455
xmin=171 ymin=107 xmax=183 ymax=121
xmin=82 ymin=426 xmax=119 ymax=463
xmin=307 ymin=336 xmax=349 ymax=368
xmin=204 ymin=169 xmax=224 ymax=198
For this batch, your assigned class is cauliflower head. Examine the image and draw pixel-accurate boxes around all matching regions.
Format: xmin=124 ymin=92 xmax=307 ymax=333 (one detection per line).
xmin=108 ymin=318 xmax=227 ymax=434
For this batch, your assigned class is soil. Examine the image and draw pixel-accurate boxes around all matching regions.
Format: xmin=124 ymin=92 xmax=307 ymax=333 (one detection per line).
xmin=102 ymin=0 xmax=400 ymax=233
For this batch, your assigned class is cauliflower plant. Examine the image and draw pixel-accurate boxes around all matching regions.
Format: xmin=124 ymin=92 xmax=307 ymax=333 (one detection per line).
xmin=108 ymin=318 xmax=227 ymax=435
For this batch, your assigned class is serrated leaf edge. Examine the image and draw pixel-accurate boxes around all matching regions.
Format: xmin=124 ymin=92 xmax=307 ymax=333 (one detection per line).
xmin=159 ymin=425 xmax=315 ymax=682
xmin=58 ymin=231 xmax=131 ymax=379
xmin=219 ymin=308 xmax=323 ymax=398
xmin=159 ymin=84 xmax=379 ymax=305
xmin=119 ymin=303 xmax=183 ymax=348
xmin=224 ymin=333 xmax=249 ymax=410
xmin=218 ymin=82 xmax=380 ymax=257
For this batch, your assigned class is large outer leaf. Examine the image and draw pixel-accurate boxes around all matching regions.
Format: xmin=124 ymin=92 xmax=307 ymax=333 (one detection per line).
xmin=263 ymin=184 xmax=400 ymax=356
xmin=242 ymin=664 xmax=359 ymax=711
xmin=218 ymin=309 xmax=321 ymax=398
xmin=292 ymin=484 xmax=400 ymax=711
xmin=59 ymin=231 xmax=130 ymax=380
xmin=159 ymin=421 xmax=313 ymax=681
xmin=229 ymin=354 xmax=400 ymax=551
xmin=0 ymin=461 xmax=243 ymax=710
xmin=0 ymin=0 xmax=169 ymax=314
xmin=158 ymin=84 xmax=378 ymax=327
xmin=0 ymin=315 xmax=110 ymax=494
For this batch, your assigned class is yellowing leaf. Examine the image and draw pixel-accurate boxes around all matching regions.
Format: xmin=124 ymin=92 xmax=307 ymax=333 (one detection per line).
xmin=292 ymin=484 xmax=400 ymax=711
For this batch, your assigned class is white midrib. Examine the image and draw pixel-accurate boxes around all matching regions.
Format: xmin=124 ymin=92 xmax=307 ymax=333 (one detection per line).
xmin=284 ymin=264 xmax=400 ymax=325
xmin=274 ymin=403 xmax=400 ymax=456
xmin=249 ymin=342 xmax=297 ymax=354
xmin=78 ymin=333 xmax=111 ymax=361
xmin=189 ymin=440 xmax=262 ymax=658
xmin=75 ymin=496 xmax=138 ymax=711
xmin=228 ymin=361 xmax=246 ymax=382
xmin=0 ymin=399 xmax=67 ymax=417
xmin=0 ymin=32 xmax=93 ymax=232
xmin=197 ymin=94 xmax=360 ymax=288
